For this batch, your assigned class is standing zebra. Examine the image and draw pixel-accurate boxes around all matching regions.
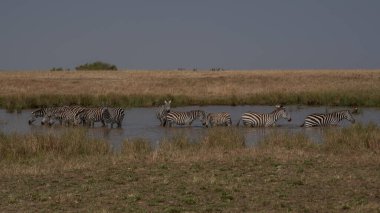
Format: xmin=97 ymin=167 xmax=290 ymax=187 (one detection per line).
xmin=301 ymin=109 xmax=355 ymax=127
xmin=156 ymin=100 xmax=171 ymax=126
xmin=165 ymin=110 xmax=207 ymax=127
xmin=104 ymin=107 xmax=125 ymax=128
xmin=205 ymin=112 xmax=232 ymax=127
xmin=80 ymin=107 xmax=111 ymax=127
xmin=237 ymin=105 xmax=291 ymax=127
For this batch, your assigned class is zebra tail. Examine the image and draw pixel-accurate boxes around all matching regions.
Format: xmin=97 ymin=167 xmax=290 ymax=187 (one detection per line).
xmin=236 ymin=119 xmax=241 ymax=127
xmin=300 ymin=122 xmax=305 ymax=127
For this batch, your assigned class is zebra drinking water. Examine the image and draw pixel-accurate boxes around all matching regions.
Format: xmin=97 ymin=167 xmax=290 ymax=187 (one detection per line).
xmin=236 ymin=105 xmax=291 ymax=127
xmin=29 ymin=106 xmax=68 ymax=125
xmin=205 ymin=112 xmax=232 ymax=127
xmin=301 ymin=109 xmax=355 ymax=127
xmin=165 ymin=110 xmax=207 ymax=127
xmin=156 ymin=100 xmax=171 ymax=126
xmin=44 ymin=105 xmax=86 ymax=126
xmin=104 ymin=107 xmax=125 ymax=128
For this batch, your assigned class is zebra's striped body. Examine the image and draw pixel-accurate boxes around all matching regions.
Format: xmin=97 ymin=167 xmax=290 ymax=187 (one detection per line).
xmin=45 ymin=106 xmax=86 ymax=126
xmin=80 ymin=107 xmax=110 ymax=127
xmin=205 ymin=112 xmax=232 ymax=127
xmin=156 ymin=100 xmax=171 ymax=126
xmin=237 ymin=106 xmax=291 ymax=127
xmin=104 ymin=107 xmax=125 ymax=128
xmin=301 ymin=110 xmax=355 ymax=127
xmin=165 ymin=110 xmax=207 ymax=127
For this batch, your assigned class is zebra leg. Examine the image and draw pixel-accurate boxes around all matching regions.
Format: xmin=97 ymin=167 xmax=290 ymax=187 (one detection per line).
xmin=101 ymin=120 xmax=106 ymax=127
xmin=227 ymin=119 xmax=232 ymax=126
xmin=166 ymin=121 xmax=172 ymax=127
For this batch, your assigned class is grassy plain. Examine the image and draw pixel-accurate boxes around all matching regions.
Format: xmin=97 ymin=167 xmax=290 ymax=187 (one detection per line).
xmin=0 ymin=125 xmax=379 ymax=212
xmin=0 ymin=70 xmax=380 ymax=110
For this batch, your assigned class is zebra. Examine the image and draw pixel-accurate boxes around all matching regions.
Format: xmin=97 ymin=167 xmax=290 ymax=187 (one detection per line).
xmin=165 ymin=110 xmax=207 ymax=127
xmin=156 ymin=100 xmax=171 ymax=126
xmin=205 ymin=112 xmax=232 ymax=127
xmin=29 ymin=106 xmax=68 ymax=125
xmin=104 ymin=107 xmax=125 ymax=128
xmin=80 ymin=107 xmax=111 ymax=127
xmin=44 ymin=105 xmax=86 ymax=126
xmin=301 ymin=110 xmax=355 ymax=127
xmin=236 ymin=105 xmax=292 ymax=127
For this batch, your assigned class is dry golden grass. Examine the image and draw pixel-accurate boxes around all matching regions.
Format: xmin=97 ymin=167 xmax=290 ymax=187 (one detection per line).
xmin=0 ymin=69 xmax=378 ymax=96
xmin=0 ymin=125 xmax=379 ymax=212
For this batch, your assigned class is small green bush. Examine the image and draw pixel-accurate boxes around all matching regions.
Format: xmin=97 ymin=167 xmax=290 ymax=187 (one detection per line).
xmin=50 ymin=67 xmax=64 ymax=71
xmin=75 ymin=61 xmax=118 ymax=71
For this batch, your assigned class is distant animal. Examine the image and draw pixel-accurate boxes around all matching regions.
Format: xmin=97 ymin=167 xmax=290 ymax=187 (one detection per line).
xmin=301 ymin=109 xmax=355 ymax=127
xmin=156 ymin=100 xmax=171 ymax=126
xmin=165 ymin=110 xmax=207 ymax=127
xmin=236 ymin=105 xmax=291 ymax=127
xmin=205 ymin=112 xmax=232 ymax=127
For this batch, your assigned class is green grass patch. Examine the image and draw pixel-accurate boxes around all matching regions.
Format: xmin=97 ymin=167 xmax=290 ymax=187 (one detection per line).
xmin=2 ymin=89 xmax=380 ymax=112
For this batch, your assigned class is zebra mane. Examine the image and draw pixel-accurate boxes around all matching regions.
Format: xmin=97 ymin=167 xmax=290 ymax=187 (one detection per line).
xmin=271 ymin=106 xmax=285 ymax=114
xmin=330 ymin=109 xmax=350 ymax=115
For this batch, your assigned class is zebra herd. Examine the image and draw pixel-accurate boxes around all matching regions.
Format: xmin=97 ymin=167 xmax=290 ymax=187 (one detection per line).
xmin=28 ymin=101 xmax=357 ymax=129
xmin=28 ymin=105 xmax=125 ymax=128
xmin=156 ymin=100 xmax=357 ymax=128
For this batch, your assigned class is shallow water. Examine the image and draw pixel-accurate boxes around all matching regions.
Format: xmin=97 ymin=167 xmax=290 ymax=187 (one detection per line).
xmin=1 ymin=106 xmax=379 ymax=150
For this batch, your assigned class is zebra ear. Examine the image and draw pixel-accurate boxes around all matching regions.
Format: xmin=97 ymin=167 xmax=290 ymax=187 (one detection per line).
xmin=168 ymin=100 xmax=171 ymax=104
xmin=164 ymin=100 xmax=168 ymax=104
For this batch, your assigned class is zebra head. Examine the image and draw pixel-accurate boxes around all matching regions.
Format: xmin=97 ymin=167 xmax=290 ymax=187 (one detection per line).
xmin=28 ymin=108 xmax=45 ymax=124
xmin=102 ymin=107 xmax=112 ymax=123
xmin=343 ymin=110 xmax=355 ymax=123
xmin=164 ymin=100 xmax=171 ymax=113
xmin=41 ymin=112 xmax=54 ymax=126
xmin=195 ymin=110 xmax=207 ymax=126
xmin=276 ymin=107 xmax=292 ymax=122
xmin=205 ymin=113 xmax=212 ymax=128
xmin=73 ymin=116 xmax=82 ymax=126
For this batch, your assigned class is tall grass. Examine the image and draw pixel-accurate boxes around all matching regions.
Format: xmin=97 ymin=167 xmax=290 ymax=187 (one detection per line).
xmin=1 ymin=70 xmax=380 ymax=110
xmin=1 ymin=124 xmax=379 ymax=164
xmin=258 ymin=131 xmax=315 ymax=150
xmin=322 ymin=123 xmax=380 ymax=154
xmin=2 ymin=91 xmax=377 ymax=112
xmin=0 ymin=128 xmax=109 ymax=162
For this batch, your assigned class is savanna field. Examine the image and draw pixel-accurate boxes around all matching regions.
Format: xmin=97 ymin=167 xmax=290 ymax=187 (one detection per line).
xmin=0 ymin=70 xmax=380 ymax=212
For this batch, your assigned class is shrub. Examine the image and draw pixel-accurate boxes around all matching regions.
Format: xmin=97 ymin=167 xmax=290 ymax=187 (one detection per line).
xmin=50 ymin=67 xmax=64 ymax=71
xmin=75 ymin=61 xmax=118 ymax=71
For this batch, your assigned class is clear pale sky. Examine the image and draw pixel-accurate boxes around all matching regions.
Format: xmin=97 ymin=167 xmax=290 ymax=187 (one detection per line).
xmin=1 ymin=0 xmax=379 ymax=70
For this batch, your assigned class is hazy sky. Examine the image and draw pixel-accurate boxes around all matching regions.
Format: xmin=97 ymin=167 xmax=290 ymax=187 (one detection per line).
xmin=1 ymin=0 xmax=380 ymax=70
